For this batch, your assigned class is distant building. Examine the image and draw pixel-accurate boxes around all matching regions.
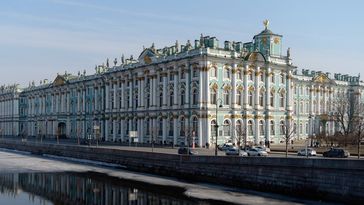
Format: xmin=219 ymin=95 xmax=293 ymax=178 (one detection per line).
xmin=1 ymin=21 xmax=363 ymax=147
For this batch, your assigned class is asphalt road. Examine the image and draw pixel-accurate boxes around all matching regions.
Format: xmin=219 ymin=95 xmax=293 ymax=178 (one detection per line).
xmin=0 ymin=137 xmax=362 ymax=159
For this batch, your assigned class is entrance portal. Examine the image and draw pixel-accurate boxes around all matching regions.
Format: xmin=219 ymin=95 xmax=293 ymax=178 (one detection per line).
xmin=57 ymin=122 xmax=67 ymax=139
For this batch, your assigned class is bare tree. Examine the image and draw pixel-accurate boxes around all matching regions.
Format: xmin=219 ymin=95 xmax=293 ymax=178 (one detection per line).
xmin=150 ymin=126 xmax=159 ymax=152
xmin=281 ymin=119 xmax=296 ymax=157
xmin=333 ymin=92 xmax=362 ymax=146
xmin=354 ymin=121 xmax=364 ymax=159
xmin=235 ymin=124 xmax=247 ymax=153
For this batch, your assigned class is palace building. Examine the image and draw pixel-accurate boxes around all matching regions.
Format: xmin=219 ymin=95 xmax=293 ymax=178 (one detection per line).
xmin=1 ymin=21 xmax=363 ymax=147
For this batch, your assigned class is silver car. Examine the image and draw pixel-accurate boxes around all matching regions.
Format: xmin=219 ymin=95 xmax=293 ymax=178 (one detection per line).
xmin=254 ymin=146 xmax=271 ymax=153
xmin=297 ymin=148 xmax=317 ymax=156
xmin=225 ymin=147 xmax=248 ymax=156
xmin=247 ymin=148 xmax=268 ymax=157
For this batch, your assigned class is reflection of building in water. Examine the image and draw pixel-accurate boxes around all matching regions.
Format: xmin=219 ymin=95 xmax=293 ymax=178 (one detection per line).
xmin=0 ymin=173 xmax=197 ymax=205
xmin=0 ymin=173 xmax=21 ymax=195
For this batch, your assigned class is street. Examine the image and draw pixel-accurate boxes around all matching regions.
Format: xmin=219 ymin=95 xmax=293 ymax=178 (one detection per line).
xmin=1 ymin=136 xmax=362 ymax=159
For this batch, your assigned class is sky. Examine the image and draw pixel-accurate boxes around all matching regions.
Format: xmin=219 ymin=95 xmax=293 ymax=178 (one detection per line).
xmin=0 ymin=0 xmax=364 ymax=87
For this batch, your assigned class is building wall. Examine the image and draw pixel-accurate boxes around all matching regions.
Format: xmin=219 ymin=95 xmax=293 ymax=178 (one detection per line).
xmin=1 ymin=27 xmax=363 ymax=147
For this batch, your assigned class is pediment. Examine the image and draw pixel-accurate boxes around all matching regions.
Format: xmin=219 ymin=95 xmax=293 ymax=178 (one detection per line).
xmin=245 ymin=52 xmax=266 ymax=62
xmin=138 ymin=48 xmax=156 ymax=64
xmin=53 ymin=75 xmax=66 ymax=86
xmin=312 ymin=73 xmax=335 ymax=84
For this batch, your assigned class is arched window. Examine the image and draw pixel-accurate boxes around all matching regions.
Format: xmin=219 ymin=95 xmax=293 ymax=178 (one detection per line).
xmin=180 ymin=117 xmax=185 ymax=136
xmin=249 ymin=72 xmax=253 ymax=81
xmin=305 ymin=122 xmax=309 ymax=134
xmin=224 ymin=68 xmax=230 ymax=79
xmin=280 ymin=121 xmax=285 ymax=135
xmin=259 ymin=120 xmax=264 ymax=136
xmin=211 ymin=120 xmax=217 ymax=137
xmin=281 ymin=73 xmax=285 ymax=84
xmin=210 ymin=89 xmax=217 ymax=104
xmin=270 ymin=121 xmax=275 ymax=135
xmin=159 ymin=118 xmax=163 ymax=136
xmin=270 ymin=91 xmax=274 ymax=107
xmin=299 ymin=123 xmax=303 ymax=134
xmin=146 ymin=119 xmax=150 ymax=135
xmin=180 ymin=90 xmax=185 ymax=105
xmin=293 ymin=102 xmax=297 ymax=114
xmin=192 ymin=117 xmax=198 ymax=137
xmin=236 ymin=120 xmax=242 ymax=134
xmin=169 ymin=118 xmax=173 ymax=136
xmin=169 ymin=90 xmax=174 ymax=106
xmin=237 ymin=70 xmax=242 ymax=80
xmin=248 ymin=120 xmax=253 ymax=136
xmin=248 ymin=90 xmax=253 ymax=106
xmin=259 ymin=90 xmax=264 ymax=107
xmin=223 ymin=89 xmax=230 ymax=105
xmin=293 ymin=123 xmax=297 ymax=134
xmin=280 ymin=92 xmax=285 ymax=108
xmin=237 ymin=90 xmax=242 ymax=105
xmin=223 ymin=120 xmax=230 ymax=136
xmin=146 ymin=93 xmax=150 ymax=107
xmin=210 ymin=67 xmax=217 ymax=77
xmin=192 ymin=89 xmax=198 ymax=105
xmin=271 ymin=74 xmax=275 ymax=83
xmin=300 ymin=102 xmax=304 ymax=114
xmin=159 ymin=91 xmax=163 ymax=107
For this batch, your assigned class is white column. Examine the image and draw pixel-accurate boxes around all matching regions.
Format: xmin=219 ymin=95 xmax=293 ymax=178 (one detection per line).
xmin=198 ymin=117 xmax=203 ymax=147
xmin=266 ymin=68 xmax=271 ymax=109
xmin=205 ymin=67 xmax=210 ymax=107
xmin=105 ymin=83 xmax=110 ymax=110
xmin=254 ymin=67 xmax=260 ymax=109
xmin=231 ymin=64 xmax=237 ymax=108
xmin=113 ymin=82 xmax=117 ymax=110
xmin=129 ymin=81 xmax=133 ymax=109
xmin=121 ymin=81 xmax=125 ymax=109
xmin=286 ymin=72 xmax=292 ymax=112
xmin=162 ymin=75 xmax=167 ymax=107
xmin=162 ymin=117 xmax=167 ymax=142
xmin=173 ymin=73 xmax=178 ymax=106
xmin=254 ymin=118 xmax=259 ymax=145
xmin=112 ymin=120 xmax=116 ymax=141
xmin=140 ymin=118 xmax=144 ymax=143
xmin=173 ymin=117 xmax=178 ymax=145
xmin=120 ymin=118 xmax=124 ymax=141
xmin=105 ymin=119 xmax=109 ymax=141
xmin=317 ymin=86 xmax=321 ymax=114
xmin=185 ymin=67 xmax=189 ymax=105
xmin=243 ymin=66 xmax=249 ymax=108
xmin=140 ymin=78 xmax=145 ymax=108
xmin=199 ymin=67 xmax=204 ymax=107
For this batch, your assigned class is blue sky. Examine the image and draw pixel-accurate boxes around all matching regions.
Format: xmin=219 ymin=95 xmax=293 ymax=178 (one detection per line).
xmin=1 ymin=0 xmax=363 ymax=86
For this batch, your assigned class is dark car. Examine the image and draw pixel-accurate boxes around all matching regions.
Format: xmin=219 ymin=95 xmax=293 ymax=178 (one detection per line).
xmin=178 ymin=147 xmax=197 ymax=155
xmin=323 ymin=148 xmax=350 ymax=158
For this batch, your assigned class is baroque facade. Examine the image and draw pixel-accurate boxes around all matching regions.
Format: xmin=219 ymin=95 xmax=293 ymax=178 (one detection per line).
xmin=1 ymin=22 xmax=363 ymax=147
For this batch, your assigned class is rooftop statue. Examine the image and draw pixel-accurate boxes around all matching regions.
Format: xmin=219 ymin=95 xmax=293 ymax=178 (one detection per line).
xmin=263 ymin=19 xmax=269 ymax=30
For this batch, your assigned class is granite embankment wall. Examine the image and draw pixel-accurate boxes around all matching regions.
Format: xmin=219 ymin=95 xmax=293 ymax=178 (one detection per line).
xmin=0 ymin=140 xmax=363 ymax=203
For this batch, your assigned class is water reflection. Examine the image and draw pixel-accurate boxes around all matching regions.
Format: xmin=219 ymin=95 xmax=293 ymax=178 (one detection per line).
xmin=0 ymin=172 xmax=213 ymax=205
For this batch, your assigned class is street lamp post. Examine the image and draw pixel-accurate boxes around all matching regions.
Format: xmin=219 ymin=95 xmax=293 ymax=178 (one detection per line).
xmin=215 ymin=98 xmax=223 ymax=156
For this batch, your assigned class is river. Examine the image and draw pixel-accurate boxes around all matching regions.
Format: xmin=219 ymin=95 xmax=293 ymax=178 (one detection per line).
xmin=0 ymin=149 xmax=338 ymax=205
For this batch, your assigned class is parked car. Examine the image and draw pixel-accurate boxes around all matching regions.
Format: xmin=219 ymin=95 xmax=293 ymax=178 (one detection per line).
xmin=225 ymin=147 xmax=248 ymax=156
xmin=254 ymin=146 xmax=271 ymax=153
xmin=323 ymin=148 xmax=350 ymax=158
xmin=247 ymin=148 xmax=268 ymax=157
xmin=178 ymin=147 xmax=197 ymax=155
xmin=297 ymin=148 xmax=317 ymax=156
xmin=218 ymin=143 xmax=234 ymax=151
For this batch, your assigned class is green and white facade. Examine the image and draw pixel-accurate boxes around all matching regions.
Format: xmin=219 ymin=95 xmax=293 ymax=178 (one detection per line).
xmin=1 ymin=23 xmax=363 ymax=147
